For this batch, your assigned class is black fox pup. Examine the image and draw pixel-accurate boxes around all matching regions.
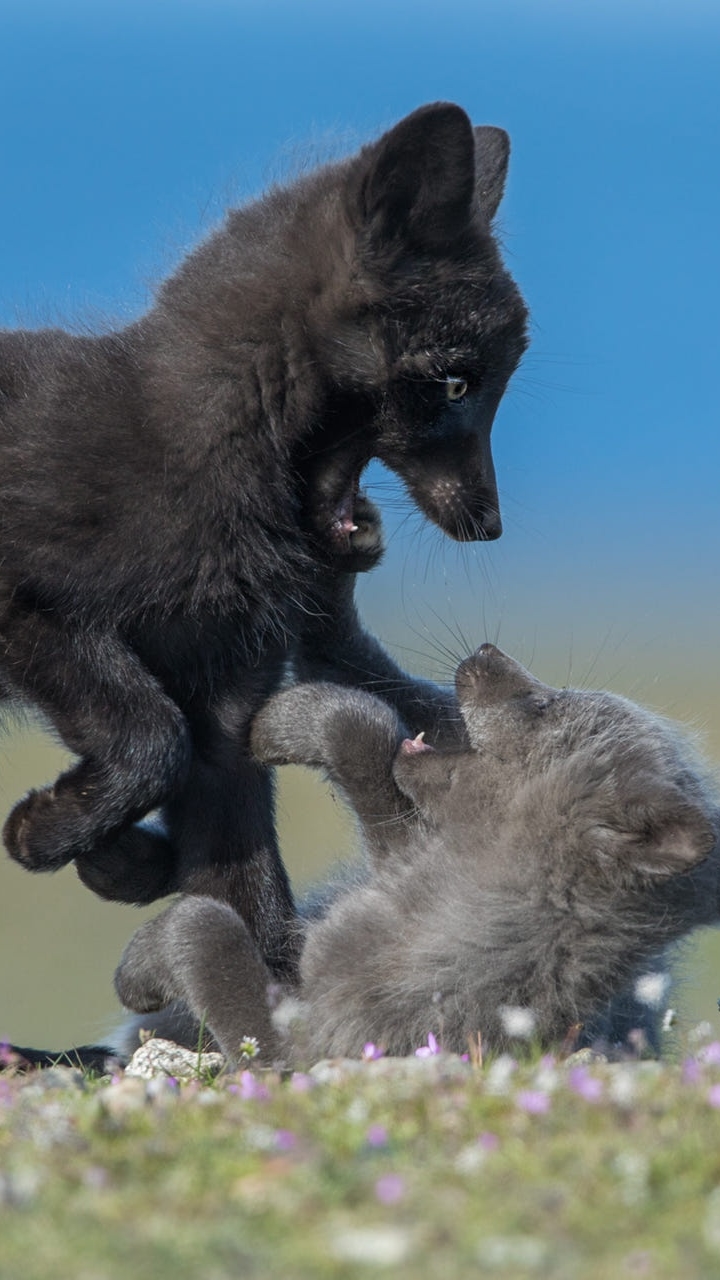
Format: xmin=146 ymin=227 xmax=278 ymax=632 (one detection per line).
xmin=0 ymin=103 xmax=528 ymax=974
xmin=115 ymin=646 xmax=720 ymax=1065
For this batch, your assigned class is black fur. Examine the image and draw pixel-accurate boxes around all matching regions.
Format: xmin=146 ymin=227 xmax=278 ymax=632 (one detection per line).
xmin=2 ymin=1044 xmax=121 ymax=1074
xmin=114 ymin=646 xmax=720 ymax=1065
xmin=0 ymin=104 xmax=527 ymax=973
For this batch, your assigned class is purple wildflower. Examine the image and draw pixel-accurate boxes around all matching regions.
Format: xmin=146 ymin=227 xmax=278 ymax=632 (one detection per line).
xmin=708 ymin=1084 xmax=720 ymax=1109
xmin=415 ymin=1033 xmax=441 ymax=1058
xmin=239 ymin=1070 xmax=270 ymax=1101
xmin=275 ymin=1129 xmax=297 ymax=1151
xmin=567 ymin=1067 xmax=604 ymax=1103
xmin=682 ymin=1057 xmax=703 ymax=1086
xmin=700 ymin=1042 xmax=720 ymax=1066
xmin=516 ymin=1090 xmax=551 ymax=1115
xmin=366 ymin=1125 xmax=389 ymax=1148
xmin=375 ymin=1173 xmax=406 ymax=1205
xmin=362 ymin=1043 xmax=385 ymax=1061
xmin=478 ymin=1132 xmax=500 ymax=1152
xmin=0 ymin=1043 xmax=19 ymax=1068
xmin=290 ymin=1072 xmax=315 ymax=1093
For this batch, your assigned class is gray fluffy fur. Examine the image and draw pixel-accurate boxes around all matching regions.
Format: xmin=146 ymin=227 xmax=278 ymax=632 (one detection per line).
xmin=116 ymin=645 xmax=720 ymax=1065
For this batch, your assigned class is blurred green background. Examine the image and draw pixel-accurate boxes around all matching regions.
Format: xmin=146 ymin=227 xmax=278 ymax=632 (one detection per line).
xmin=1 ymin=0 xmax=720 ymax=1050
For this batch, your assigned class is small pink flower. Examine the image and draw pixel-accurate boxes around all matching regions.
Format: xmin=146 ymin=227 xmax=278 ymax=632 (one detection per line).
xmin=239 ymin=1070 xmax=269 ymax=1101
xmin=516 ymin=1089 xmax=551 ymax=1115
xmin=289 ymin=1072 xmax=315 ymax=1092
xmin=366 ymin=1125 xmax=389 ymax=1148
xmin=700 ymin=1042 xmax=720 ymax=1065
xmin=568 ymin=1067 xmax=603 ymax=1103
xmin=478 ymin=1132 xmax=500 ymax=1152
xmin=682 ymin=1057 xmax=703 ymax=1086
xmin=415 ymin=1033 xmax=441 ymax=1058
xmin=708 ymin=1083 xmax=720 ymax=1109
xmin=362 ymin=1043 xmax=385 ymax=1061
xmin=275 ymin=1129 xmax=297 ymax=1151
xmin=375 ymin=1173 xmax=406 ymax=1204
xmin=0 ymin=1043 xmax=19 ymax=1068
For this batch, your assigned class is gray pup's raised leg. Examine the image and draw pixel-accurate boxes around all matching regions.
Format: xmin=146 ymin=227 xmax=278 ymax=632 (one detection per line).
xmin=251 ymin=683 xmax=418 ymax=857
xmin=114 ymin=897 xmax=286 ymax=1066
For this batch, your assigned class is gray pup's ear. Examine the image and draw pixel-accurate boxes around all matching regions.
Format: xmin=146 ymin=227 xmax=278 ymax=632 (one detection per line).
xmin=361 ymin=102 xmax=475 ymax=250
xmin=598 ymin=778 xmax=716 ymax=878
xmin=473 ymin=126 xmax=510 ymax=222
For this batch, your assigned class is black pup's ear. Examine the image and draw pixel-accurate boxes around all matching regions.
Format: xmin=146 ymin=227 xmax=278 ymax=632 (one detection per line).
xmin=361 ymin=102 xmax=475 ymax=250
xmin=474 ymin=126 xmax=510 ymax=221
xmin=599 ymin=777 xmax=716 ymax=878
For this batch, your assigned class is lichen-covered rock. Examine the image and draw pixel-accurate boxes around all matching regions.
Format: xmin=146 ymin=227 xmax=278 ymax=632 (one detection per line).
xmin=124 ymin=1037 xmax=225 ymax=1080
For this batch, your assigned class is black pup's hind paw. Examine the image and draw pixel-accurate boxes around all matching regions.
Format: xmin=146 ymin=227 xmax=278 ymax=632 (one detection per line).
xmin=75 ymin=824 xmax=178 ymax=906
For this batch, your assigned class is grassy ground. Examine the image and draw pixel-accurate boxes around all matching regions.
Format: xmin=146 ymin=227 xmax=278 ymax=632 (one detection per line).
xmin=4 ymin=1035 xmax=720 ymax=1280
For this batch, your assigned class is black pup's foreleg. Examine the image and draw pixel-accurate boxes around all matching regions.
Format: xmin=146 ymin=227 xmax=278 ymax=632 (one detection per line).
xmin=75 ymin=658 xmax=299 ymax=978
xmin=2 ymin=616 xmax=190 ymax=871
xmin=295 ymin=526 xmax=466 ymax=748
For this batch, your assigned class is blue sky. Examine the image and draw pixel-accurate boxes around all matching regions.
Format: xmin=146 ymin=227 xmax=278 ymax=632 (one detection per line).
xmin=2 ymin=0 xmax=719 ymax=721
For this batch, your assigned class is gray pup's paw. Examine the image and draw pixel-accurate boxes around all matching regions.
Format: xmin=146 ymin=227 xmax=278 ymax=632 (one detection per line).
xmin=250 ymin=684 xmax=340 ymax=766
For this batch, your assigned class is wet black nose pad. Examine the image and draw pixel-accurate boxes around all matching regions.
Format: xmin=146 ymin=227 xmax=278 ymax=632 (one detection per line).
xmin=478 ymin=505 xmax=502 ymax=539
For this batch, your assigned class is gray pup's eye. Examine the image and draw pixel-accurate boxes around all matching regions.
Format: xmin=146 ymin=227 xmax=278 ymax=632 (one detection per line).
xmin=446 ymin=377 xmax=468 ymax=402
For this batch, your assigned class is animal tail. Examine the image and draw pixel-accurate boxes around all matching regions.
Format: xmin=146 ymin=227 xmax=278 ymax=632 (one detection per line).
xmin=2 ymin=1043 xmax=125 ymax=1073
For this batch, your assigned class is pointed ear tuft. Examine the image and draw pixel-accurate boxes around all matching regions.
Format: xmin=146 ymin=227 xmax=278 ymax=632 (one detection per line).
xmin=474 ymin=126 xmax=510 ymax=221
xmin=361 ymin=102 xmax=475 ymax=251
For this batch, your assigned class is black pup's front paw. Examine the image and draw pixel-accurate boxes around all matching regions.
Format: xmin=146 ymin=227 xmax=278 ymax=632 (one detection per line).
xmin=339 ymin=492 xmax=385 ymax=573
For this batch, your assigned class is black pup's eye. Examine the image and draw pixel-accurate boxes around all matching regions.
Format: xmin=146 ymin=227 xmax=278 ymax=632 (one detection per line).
xmin=445 ymin=377 xmax=468 ymax=402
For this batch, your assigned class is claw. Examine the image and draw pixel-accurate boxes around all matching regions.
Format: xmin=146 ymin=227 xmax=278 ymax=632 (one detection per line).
xmin=400 ymin=732 xmax=434 ymax=755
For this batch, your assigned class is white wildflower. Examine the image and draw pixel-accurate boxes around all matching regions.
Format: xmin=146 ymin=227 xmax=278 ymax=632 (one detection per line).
xmin=499 ymin=1005 xmax=537 ymax=1039
xmin=479 ymin=1235 xmax=548 ymax=1270
xmin=485 ymin=1053 xmax=518 ymax=1095
xmin=270 ymin=996 xmax=308 ymax=1033
xmin=330 ymin=1226 xmax=413 ymax=1266
xmin=612 ymin=1152 xmax=649 ymax=1206
xmin=634 ymin=971 xmax=670 ymax=1009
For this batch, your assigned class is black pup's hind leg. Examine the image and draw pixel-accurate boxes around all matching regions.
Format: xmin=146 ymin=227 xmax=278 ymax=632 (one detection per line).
xmin=74 ymin=667 xmax=299 ymax=977
xmin=2 ymin=616 xmax=190 ymax=870
xmin=296 ymin=510 xmax=466 ymax=749
xmin=167 ymin=708 xmax=298 ymax=978
xmin=75 ymin=821 xmax=178 ymax=906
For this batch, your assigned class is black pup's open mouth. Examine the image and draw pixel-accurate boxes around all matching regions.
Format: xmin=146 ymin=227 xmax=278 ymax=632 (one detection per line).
xmin=300 ymin=443 xmax=384 ymax=572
